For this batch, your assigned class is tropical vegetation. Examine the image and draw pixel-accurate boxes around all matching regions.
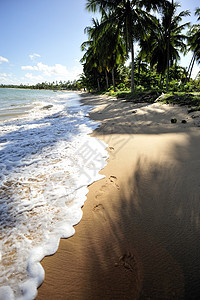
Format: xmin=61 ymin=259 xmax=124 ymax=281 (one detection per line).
xmin=0 ymin=80 xmax=81 ymax=90
xmin=1 ymin=1 xmax=199 ymax=96
xmin=80 ymin=0 xmax=200 ymax=94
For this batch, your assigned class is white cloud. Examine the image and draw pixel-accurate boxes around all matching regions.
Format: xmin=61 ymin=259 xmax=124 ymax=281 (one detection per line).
xmin=0 ymin=73 xmax=21 ymax=84
xmin=29 ymin=53 xmax=41 ymax=61
xmin=25 ymin=73 xmax=44 ymax=81
xmin=21 ymin=62 xmax=70 ymax=77
xmin=0 ymin=56 xmax=9 ymax=64
xmin=21 ymin=62 xmax=82 ymax=82
xmin=21 ymin=65 xmax=38 ymax=71
xmin=37 ymin=62 xmax=70 ymax=77
xmin=0 ymin=73 xmax=8 ymax=77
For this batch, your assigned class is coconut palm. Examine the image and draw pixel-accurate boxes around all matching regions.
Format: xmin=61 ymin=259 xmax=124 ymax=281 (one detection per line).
xmin=81 ymin=13 xmax=126 ymax=91
xmin=86 ymin=0 xmax=166 ymax=93
xmin=187 ymin=8 xmax=200 ymax=80
xmin=81 ymin=19 xmax=104 ymax=90
xmin=139 ymin=2 xmax=190 ymax=89
xmin=91 ymin=13 xmax=127 ymax=90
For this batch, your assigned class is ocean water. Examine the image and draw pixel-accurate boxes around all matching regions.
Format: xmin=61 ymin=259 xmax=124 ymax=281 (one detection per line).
xmin=0 ymin=89 xmax=108 ymax=300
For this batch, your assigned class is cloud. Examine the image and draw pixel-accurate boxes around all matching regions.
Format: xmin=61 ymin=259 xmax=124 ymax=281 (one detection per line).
xmin=37 ymin=63 xmax=70 ymax=77
xmin=0 ymin=72 xmax=21 ymax=84
xmin=0 ymin=56 xmax=9 ymax=64
xmin=0 ymin=73 xmax=8 ymax=77
xmin=21 ymin=65 xmax=38 ymax=71
xmin=21 ymin=63 xmax=70 ymax=77
xmin=29 ymin=53 xmax=41 ymax=61
xmin=25 ymin=73 xmax=44 ymax=82
xmin=21 ymin=62 xmax=82 ymax=82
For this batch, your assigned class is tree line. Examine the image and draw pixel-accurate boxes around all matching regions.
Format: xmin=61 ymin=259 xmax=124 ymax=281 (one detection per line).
xmin=0 ymin=80 xmax=81 ymax=90
xmin=80 ymin=0 xmax=200 ymax=93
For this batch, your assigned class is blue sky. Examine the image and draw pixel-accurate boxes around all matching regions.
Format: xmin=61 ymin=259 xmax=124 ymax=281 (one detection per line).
xmin=0 ymin=0 xmax=199 ymax=85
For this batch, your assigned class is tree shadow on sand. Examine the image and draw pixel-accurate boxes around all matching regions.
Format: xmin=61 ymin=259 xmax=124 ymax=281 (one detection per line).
xmin=80 ymin=132 xmax=200 ymax=299
xmin=37 ymin=96 xmax=200 ymax=300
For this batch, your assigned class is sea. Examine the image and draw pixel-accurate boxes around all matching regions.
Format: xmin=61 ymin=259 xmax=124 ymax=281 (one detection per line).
xmin=0 ymin=89 xmax=108 ymax=300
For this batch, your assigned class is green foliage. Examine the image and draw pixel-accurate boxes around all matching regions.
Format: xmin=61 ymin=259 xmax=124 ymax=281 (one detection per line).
xmin=82 ymin=1 xmax=197 ymax=93
xmin=187 ymin=8 xmax=200 ymax=64
xmin=136 ymin=85 xmax=145 ymax=92
xmin=156 ymin=92 xmax=200 ymax=107
xmin=188 ymin=106 xmax=200 ymax=113
xmin=0 ymin=80 xmax=81 ymax=91
xmin=116 ymin=83 xmax=129 ymax=91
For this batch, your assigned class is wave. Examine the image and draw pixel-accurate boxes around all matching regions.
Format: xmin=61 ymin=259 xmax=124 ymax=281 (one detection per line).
xmin=0 ymin=91 xmax=108 ymax=299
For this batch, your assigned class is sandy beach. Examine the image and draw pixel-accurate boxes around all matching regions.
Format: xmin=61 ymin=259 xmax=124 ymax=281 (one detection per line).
xmin=37 ymin=93 xmax=200 ymax=299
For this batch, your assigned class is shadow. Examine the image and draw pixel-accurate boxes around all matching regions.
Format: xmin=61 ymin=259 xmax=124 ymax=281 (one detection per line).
xmin=82 ymin=132 xmax=199 ymax=299
xmin=80 ymin=93 xmax=200 ymax=136
xmin=36 ymin=95 xmax=200 ymax=299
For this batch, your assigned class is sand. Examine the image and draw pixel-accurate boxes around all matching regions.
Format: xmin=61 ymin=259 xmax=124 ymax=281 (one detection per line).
xmin=37 ymin=93 xmax=200 ymax=299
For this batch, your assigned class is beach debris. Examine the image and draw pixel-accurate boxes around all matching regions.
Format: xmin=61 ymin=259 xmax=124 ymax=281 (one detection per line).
xmin=171 ymin=118 xmax=177 ymax=123
xmin=132 ymin=110 xmax=137 ymax=113
xmin=181 ymin=120 xmax=187 ymax=123
xmin=155 ymin=92 xmax=165 ymax=102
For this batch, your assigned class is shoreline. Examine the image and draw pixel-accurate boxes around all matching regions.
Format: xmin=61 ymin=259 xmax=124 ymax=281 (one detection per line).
xmin=37 ymin=93 xmax=200 ymax=299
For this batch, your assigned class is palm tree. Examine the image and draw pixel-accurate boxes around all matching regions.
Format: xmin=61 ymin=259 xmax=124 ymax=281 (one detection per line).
xmin=91 ymin=13 xmax=127 ymax=90
xmin=81 ymin=19 xmax=104 ymax=91
xmin=81 ymin=13 xmax=127 ymax=91
xmin=139 ymin=2 xmax=190 ymax=89
xmin=187 ymin=8 xmax=200 ymax=81
xmin=86 ymin=0 xmax=166 ymax=93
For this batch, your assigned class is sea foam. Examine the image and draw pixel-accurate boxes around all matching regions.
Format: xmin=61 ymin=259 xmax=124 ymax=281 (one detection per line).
xmin=0 ymin=91 xmax=108 ymax=299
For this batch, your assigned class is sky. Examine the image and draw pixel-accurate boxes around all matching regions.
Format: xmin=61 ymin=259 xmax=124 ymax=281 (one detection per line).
xmin=0 ymin=0 xmax=199 ymax=85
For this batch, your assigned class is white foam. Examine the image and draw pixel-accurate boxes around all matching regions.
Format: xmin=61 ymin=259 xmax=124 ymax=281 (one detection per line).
xmin=0 ymin=91 xmax=108 ymax=299
xmin=0 ymin=286 xmax=15 ymax=300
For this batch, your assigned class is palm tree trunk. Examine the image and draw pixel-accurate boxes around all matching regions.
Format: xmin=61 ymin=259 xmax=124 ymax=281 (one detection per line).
xmin=137 ymin=58 xmax=141 ymax=86
xmin=97 ymin=78 xmax=100 ymax=91
xmin=131 ymin=40 xmax=135 ymax=93
xmin=166 ymin=41 xmax=170 ymax=91
xmin=188 ymin=54 xmax=195 ymax=81
xmin=112 ymin=68 xmax=116 ymax=92
xmin=105 ymin=69 xmax=109 ymax=90
xmin=160 ymin=74 xmax=164 ymax=89
xmin=166 ymin=0 xmax=174 ymax=91
xmin=187 ymin=54 xmax=194 ymax=77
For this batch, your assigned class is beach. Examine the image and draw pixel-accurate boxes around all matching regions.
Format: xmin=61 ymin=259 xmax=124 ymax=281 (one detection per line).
xmin=37 ymin=93 xmax=200 ymax=299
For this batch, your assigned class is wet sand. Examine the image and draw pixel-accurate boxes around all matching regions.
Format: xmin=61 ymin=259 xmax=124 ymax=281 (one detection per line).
xmin=37 ymin=93 xmax=200 ymax=299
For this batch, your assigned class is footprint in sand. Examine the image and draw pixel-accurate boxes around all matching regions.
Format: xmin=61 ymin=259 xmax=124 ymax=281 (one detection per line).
xmin=93 ymin=203 xmax=104 ymax=212
xmin=95 ymin=183 xmax=109 ymax=199
xmin=93 ymin=203 xmax=107 ymax=221
xmin=109 ymin=175 xmax=120 ymax=190
xmin=115 ymin=253 xmax=141 ymax=279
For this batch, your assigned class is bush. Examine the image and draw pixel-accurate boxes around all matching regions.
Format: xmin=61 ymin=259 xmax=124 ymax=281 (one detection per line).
xmin=116 ymin=83 xmax=129 ymax=91
xmin=136 ymin=85 xmax=145 ymax=92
